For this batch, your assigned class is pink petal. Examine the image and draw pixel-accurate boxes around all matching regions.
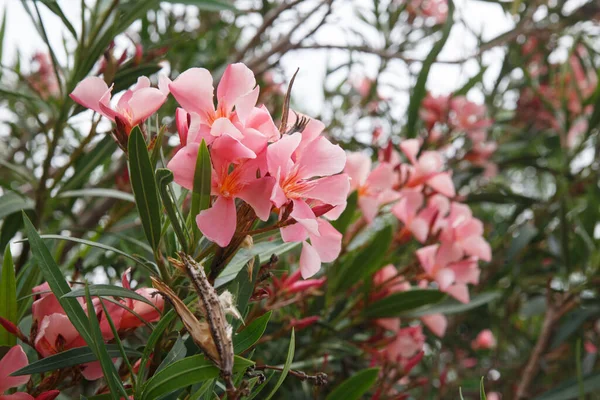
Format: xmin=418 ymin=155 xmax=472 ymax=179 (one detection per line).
xmin=392 ymin=190 xmax=423 ymax=225
xmin=245 ymin=105 xmax=280 ymax=142
xmin=461 ymin=235 xmax=492 ymax=262
xmin=421 ymin=314 xmax=447 ymax=337
xmin=167 ymin=143 xmax=200 ymax=191
xmin=210 ymin=117 xmax=243 ymax=139
xmin=399 ymin=139 xmax=421 ymax=165
xmin=216 ymin=63 xmax=256 ymax=112
xmin=445 ymin=284 xmax=470 ymax=304
xmin=267 ymin=132 xmax=301 ymax=178
xmin=359 ymin=195 xmax=379 ymax=224
xmin=129 ymin=88 xmax=168 ymax=127
xmin=308 ymin=220 xmax=342 ymax=263
xmin=169 ymin=68 xmax=215 ymax=118
xmin=175 ymin=108 xmax=189 ymax=146
xmin=302 ymin=174 xmax=350 ymax=207
xmin=344 ymin=152 xmax=371 ymax=190
xmin=158 ymin=74 xmax=171 ymax=96
xmin=435 ymin=268 xmax=455 ymax=291
xmin=1 ymin=393 xmax=35 ymax=400
xmin=270 ymin=170 xmax=288 ymax=208
xmin=69 ymin=76 xmax=110 ymax=115
xmin=281 ymin=223 xmax=308 ymax=243
xmin=34 ymin=314 xmax=82 ymax=358
xmin=210 ymin=134 xmax=256 ymax=169
xmin=291 ymin=199 xmax=319 ymax=236
xmin=235 ymin=86 xmax=260 ymax=124
xmin=237 ymin=177 xmax=275 ymax=220
xmin=415 ymin=245 xmax=439 ymax=275
xmin=427 ymin=172 xmax=456 ymax=197
xmin=80 ymin=361 xmax=106 ymax=381
xmin=0 ymin=345 xmax=30 ymax=393
xmin=367 ymin=163 xmax=396 ymax=191
xmin=296 ymin=137 xmax=346 ymax=179
xmin=196 ymin=196 xmax=237 ymax=247
xmin=300 ymin=241 xmax=321 ymax=279
xmin=376 ymin=318 xmax=400 ymax=331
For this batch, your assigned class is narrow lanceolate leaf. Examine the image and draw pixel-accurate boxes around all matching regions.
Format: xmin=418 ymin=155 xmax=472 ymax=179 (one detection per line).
xmin=234 ymin=311 xmax=272 ymax=354
xmin=128 ymin=127 xmax=163 ymax=251
xmin=84 ymin=285 xmax=129 ymax=400
xmin=403 ymin=291 xmax=501 ymax=318
xmin=0 ymin=246 xmax=17 ymax=346
xmin=63 ymin=284 xmax=157 ymax=309
xmin=140 ymin=355 xmax=254 ymax=400
xmin=331 ymin=190 xmax=358 ymax=234
xmin=190 ymin=139 xmax=212 ymax=241
xmin=325 ymin=368 xmax=380 ymax=400
xmin=265 ymin=329 xmax=295 ymax=400
xmin=160 ymin=0 xmax=236 ymax=12
xmin=156 ymin=168 xmax=190 ymax=252
xmin=156 ymin=335 xmax=188 ymax=373
xmin=405 ymin=0 xmax=454 ymax=138
xmin=333 ymin=225 xmax=394 ymax=293
xmin=0 ymin=191 xmax=34 ymax=220
xmin=58 ymin=188 xmax=135 ymax=202
xmin=10 ymin=345 xmax=142 ymax=376
xmin=365 ymin=290 xmax=446 ymax=318
xmin=22 ymin=213 xmax=93 ymax=345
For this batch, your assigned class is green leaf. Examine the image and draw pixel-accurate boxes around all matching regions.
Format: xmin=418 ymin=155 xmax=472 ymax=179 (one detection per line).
xmin=331 ymin=190 xmax=358 ymax=234
xmin=22 ymin=214 xmax=94 ymax=345
xmin=128 ymin=127 xmax=163 ymax=250
xmin=157 ymin=335 xmax=188 ymax=373
xmin=25 ymin=234 xmax=156 ymax=273
xmin=532 ymin=371 xmax=600 ymax=400
xmin=366 ymin=290 xmax=446 ymax=318
xmin=480 ymin=377 xmax=487 ymax=400
xmin=84 ymin=285 xmax=129 ymax=399
xmin=506 ymin=224 xmax=538 ymax=261
xmin=0 ymin=191 xmax=34 ymax=220
xmin=190 ymin=139 xmax=212 ymax=242
xmin=11 ymin=345 xmax=142 ymax=375
xmin=36 ymin=0 xmax=77 ymax=38
xmin=265 ymin=329 xmax=295 ymax=400
xmin=234 ymin=311 xmax=272 ymax=354
xmin=0 ymin=212 xmax=23 ymax=251
xmin=325 ymin=367 xmax=379 ymax=400
xmin=161 ymin=0 xmax=236 ymax=12
xmin=454 ymin=66 xmax=488 ymax=96
xmin=58 ymin=188 xmax=135 ymax=202
xmin=403 ymin=291 xmax=501 ymax=318
xmin=333 ymin=225 xmax=394 ymax=292
xmin=156 ymin=168 xmax=190 ymax=252
xmin=140 ymin=355 xmax=254 ymax=400
xmin=63 ymin=284 xmax=157 ymax=308
xmin=405 ymin=0 xmax=454 ymax=138
xmin=0 ymin=246 xmax=17 ymax=346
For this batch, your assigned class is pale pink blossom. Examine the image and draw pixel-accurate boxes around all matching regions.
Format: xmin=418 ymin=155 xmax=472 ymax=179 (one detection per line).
xmin=268 ymin=117 xmax=349 ymax=278
xmin=344 ymin=152 xmax=398 ymax=223
xmin=439 ymin=202 xmax=492 ymax=262
xmin=449 ymin=97 xmax=492 ymax=139
xmin=471 ymin=329 xmax=496 ymax=350
xmin=0 ymin=345 xmax=60 ymax=400
xmin=383 ymin=326 xmax=425 ymax=363
xmin=392 ymin=190 xmax=449 ymax=243
xmin=399 ymin=139 xmax=456 ymax=198
xmin=420 ymin=93 xmax=450 ymax=130
xmin=70 ymin=75 xmax=170 ymax=134
xmin=407 ymin=0 xmax=448 ymax=25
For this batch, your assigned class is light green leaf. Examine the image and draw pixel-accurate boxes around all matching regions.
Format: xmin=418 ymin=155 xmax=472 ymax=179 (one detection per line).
xmin=325 ymin=368 xmax=379 ymax=400
xmin=63 ymin=284 xmax=157 ymax=308
xmin=0 ymin=191 xmax=34 ymax=220
xmin=58 ymin=188 xmax=135 ymax=202
xmin=157 ymin=335 xmax=188 ymax=373
xmin=234 ymin=311 xmax=272 ymax=354
xmin=156 ymin=168 xmax=190 ymax=252
xmin=0 ymin=246 xmax=17 ymax=346
xmin=161 ymin=0 xmax=236 ymax=12
xmin=366 ymin=290 xmax=446 ymax=318
xmin=265 ymin=329 xmax=295 ymax=400
xmin=403 ymin=291 xmax=501 ymax=318
xmin=331 ymin=190 xmax=358 ymax=234
xmin=128 ymin=127 xmax=163 ymax=251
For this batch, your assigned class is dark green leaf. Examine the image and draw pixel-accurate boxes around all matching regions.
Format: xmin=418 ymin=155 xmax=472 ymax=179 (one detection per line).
xmin=128 ymin=127 xmax=163 ymax=250
xmin=36 ymin=0 xmax=78 ymax=38
xmin=454 ymin=66 xmax=488 ymax=96
xmin=0 ymin=246 xmax=17 ymax=346
xmin=84 ymin=285 xmax=129 ymax=399
xmin=265 ymin=329 xmax=295 ymax=400
xmin=333 ymin=225 xmax=394 ymax=292
xmin=405 ymin=0 xmax=454 ymax=138
xmin=506 ymin=224 xmax=538 ymax=261
xmin=63 ymin=284 xmax=157 ymax=308
xmin=325 ymin=367 xmax=379 ymax=400
xmin=140 ymin=355 xmax=254 ymax=400
xmin=0 ymin=212 xmax=23 ymax=251
xmin=157 ymin=335 xmax=188 ymax=373
xmin=532 ymin=371 xmax=600 ymax=400
xmin=156 ymin=168 xmax=190 ymax=252
xmin=22 ymin=214 xmax=94 ymax=345
xmin=366 ymin=290 xmax=446 ymax=318
xmin=11 ymin=345 xmax=142 ymax=375
xmin=234 ymin=311 xmax=272 ymax=354
xmin=403 ymin=291 xmax=501 ymax=318
xmin=190 ymin=139 xmax=212 ymax=242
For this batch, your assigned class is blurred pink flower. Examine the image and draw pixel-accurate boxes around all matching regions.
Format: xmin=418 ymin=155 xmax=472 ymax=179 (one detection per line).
xmin=471 ymin=329 xmax=496 ymax=350
xmin=439 ymin=202 xmax=492 ymax=262
xmin=0 ymin=345 xmax=60 ymax=400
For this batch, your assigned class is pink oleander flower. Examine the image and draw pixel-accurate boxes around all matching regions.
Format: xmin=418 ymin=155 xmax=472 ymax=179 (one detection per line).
xmin=0 ymin=345 xmax=60 ymax=400
xmin=392 ymin=190 xmax=449 ymax=243
xmin=383 ymin=326 xmax=425 ymax=364
xmin=472 ymin=329 xmax=496 ymax=350
xmin=398 ymin=139 xmax=456 ymax=198
xmin=344 ymin=152 xmax=398 ymax=223
xmin=416 ymin=243 xmax=480 ymax=303
xmin=289 ymin=316 xmax=320 ymax=330
xmin=70 ymin=75 xmax=170 ymax=134
xmin=439 ymin=202 xmax=492 ymax=262
xmin=274 ymin=268 xmax=326 ymax=295
xmin=420 ymin=93 xmax=450 ymax=131
xmin=449 ymin=97 xmax=493 ymax=140
xmin=268 ymin=117 xmax=349 ymax=278
xmin=407 ymin=0 xmax=448 ymax=25
xmin=28 ymin=52 xmax=60 ymax=100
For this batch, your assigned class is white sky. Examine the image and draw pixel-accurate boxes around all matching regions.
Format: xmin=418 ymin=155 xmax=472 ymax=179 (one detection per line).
xmin=0 ymin=0 xmax=515 ymax=114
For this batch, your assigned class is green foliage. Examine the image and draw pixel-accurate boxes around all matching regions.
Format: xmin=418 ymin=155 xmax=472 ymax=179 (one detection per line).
xmin=325 ymin=368 xmax=379 ymax=400
xmin=366 ymin=290 xmax=446 ymax=318
xmin=0 ymin=246 xmax=17 ymax=346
